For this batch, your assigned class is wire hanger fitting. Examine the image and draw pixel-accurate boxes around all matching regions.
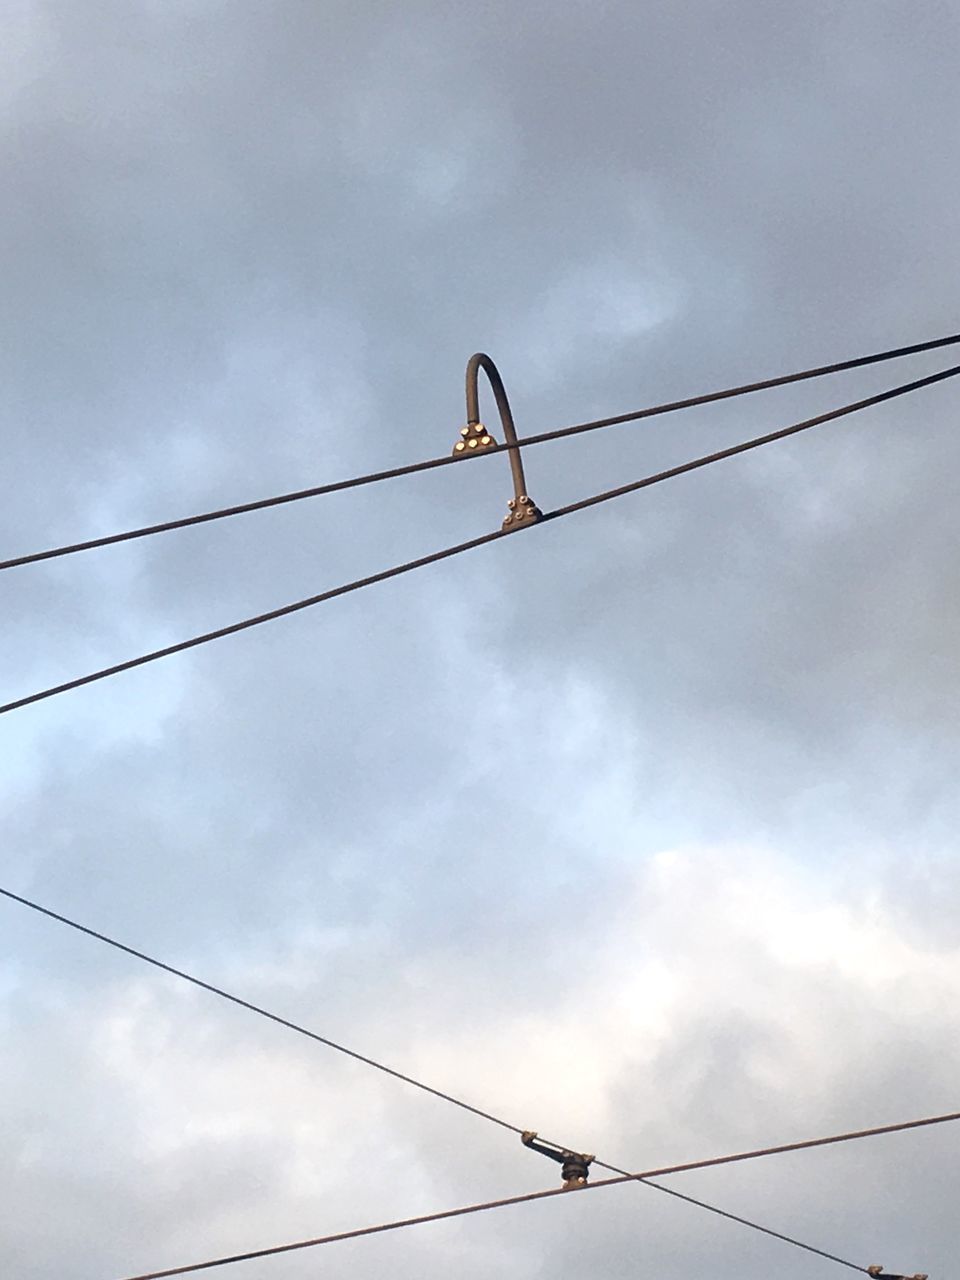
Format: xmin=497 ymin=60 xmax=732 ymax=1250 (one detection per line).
xmin=521 ymin=1131 xmax=595 ymax=1189
xmin=452 ymin=352 xmax=543 ymax=530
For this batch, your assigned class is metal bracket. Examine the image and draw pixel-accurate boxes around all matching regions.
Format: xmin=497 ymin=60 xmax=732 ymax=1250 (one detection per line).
xmin=453 ymin=421 xmax=497 ymax=455
xmin=868 ymin=1268 xmax=928 ymax=1279
xmin=521 ymin=1131 xmax=594 ymax=1189
xmin=451 ymin=353 xmax=543 ymax=531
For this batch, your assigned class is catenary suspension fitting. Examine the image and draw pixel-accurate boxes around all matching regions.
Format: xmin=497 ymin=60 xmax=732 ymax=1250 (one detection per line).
xmin=521 ymin=1131 xmax=594 ymax=1189
xmin=452 ymin=353 xmax=543 ymax=531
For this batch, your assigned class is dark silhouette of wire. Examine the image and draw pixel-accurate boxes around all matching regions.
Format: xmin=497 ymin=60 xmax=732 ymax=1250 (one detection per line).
xmin=113 ymin=1111 xmax=960 ymax=1279
xmin=3 ymin=361 xmax=958 ymax=719
xmin=1 ymin=883 xmax=945 ymax=1277
xmin=591 ymin=1157 xmax=862 ymax=1271
xmin=0 ymin=885 xmax=518 ymax=1134
xmin=2 ymin=331 xmax=959 ymax=574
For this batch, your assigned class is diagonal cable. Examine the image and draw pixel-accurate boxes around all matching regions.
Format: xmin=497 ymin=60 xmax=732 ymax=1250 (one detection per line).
xmin=0 ymin=885 xmax=518 ymax=1134
xmin=1 ymin=883 xmax=946 ymax=1274
xmin=112 ymin=1111 xmax=960 ymax=1279
xmin=5 ymin=362 xmax=959 ymax=1269
xmin=2 ymin=331 xmax=958 ymax=574
xmin=590 ymin=1155 xmax=861 ymax=1271
xmin=3 ymin=360 xmax=959 ymax=719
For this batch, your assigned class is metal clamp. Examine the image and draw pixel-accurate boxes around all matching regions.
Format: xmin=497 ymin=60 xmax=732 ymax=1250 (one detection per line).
xmin=521 ymin=1131 xmax=594 ymax=1189
xmin=451 ymin=353 xmax=543 ymax=531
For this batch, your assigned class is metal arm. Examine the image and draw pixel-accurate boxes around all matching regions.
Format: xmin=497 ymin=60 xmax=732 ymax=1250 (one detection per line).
xmin=452 ymin=353 xmax=542 ymax=530
xmin=521 ymin=1131 xmax=594 ymax=1188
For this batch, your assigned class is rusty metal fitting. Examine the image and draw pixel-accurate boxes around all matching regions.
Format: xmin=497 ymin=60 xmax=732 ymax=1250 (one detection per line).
xmin=521 ymin=1130 xmax=594 ymax=1189
xmin=451 ymin=421 xmax=497 ymax=457
xmin=501 ymin=494 xmax=543 ymax=529
xmin=460 ymin=353 xmax=542 ymax=529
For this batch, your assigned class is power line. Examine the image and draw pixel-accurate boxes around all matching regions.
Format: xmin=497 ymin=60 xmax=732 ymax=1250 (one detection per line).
xmin=0 ymin=883 xmax=938 ymax=1276
xmin=7 ymin=364 xmax=959 ymax=1265
xmin=8 ymin=345 xmax=953 ymax=1275
xmin=3 ymin=360 xmax=958 ymax=719
xmin=114 ymin=1111 xmax=960 ymax=1279
xmin=589 ymin=1158 xmax=862 ymax=1271
xmin=0 ymin=885 xmax=517 ymax=1134
xmin=2 ymin=331 xmax=959 ymax=575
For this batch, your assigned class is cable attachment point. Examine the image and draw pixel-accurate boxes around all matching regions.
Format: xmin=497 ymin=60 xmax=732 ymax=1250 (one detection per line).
xmin=867 ymin=1268 xmax=928 ymax=1279
xmin=521 ymin=1131 xmax=594 ymax=1189
xmin=503 ymin=494 xmax=543 ymax=530
xmin=452 ymin=422 xmax=497 ymax=457
xmin=462 ymin=353 xmax=542 ymax=531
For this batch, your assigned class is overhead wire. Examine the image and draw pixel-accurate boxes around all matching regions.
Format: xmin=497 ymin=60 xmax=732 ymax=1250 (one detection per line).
xmin=0 ymin=884 xmax=849 ymax=1259
xmin=0 ymin=884 xmax=518 ymax=1134
xmin=3 ymin=360 xmax=959 ymax=719
xmin=586 ymin=1157 xmax=862 ymax=1271
xmin=2 ymin=330 xmax=959 ymax=574
xmin=7 ymin=357 xmax=960 ymax=1273
xmin=0 ymin=883 xmax=944 ymax=1275
xmin=113 ymin=1111 xmax=960 ymax=1279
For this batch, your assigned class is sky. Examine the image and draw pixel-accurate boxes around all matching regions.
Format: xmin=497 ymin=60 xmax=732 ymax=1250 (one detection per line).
xmin=2 ymin=2 xmax=959 ymax=1278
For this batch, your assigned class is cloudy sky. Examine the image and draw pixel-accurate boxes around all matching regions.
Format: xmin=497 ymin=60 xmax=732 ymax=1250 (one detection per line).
xmin=3 ymin=3 xmax=960 ymax=1278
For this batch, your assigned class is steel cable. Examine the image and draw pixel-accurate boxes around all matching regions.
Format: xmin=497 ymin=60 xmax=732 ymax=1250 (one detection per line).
xmin=6 ymin=358 xmax=959 ymax=1275
xmin=1 ymin=884 xmax=943 ymax=1276
xmin=113 ymin=1111 xmax=960 ymax=1279
xmin=0 ymin=886 xmax=519 ymax=1135
xmin=2 ymin=331 xmax=958 ymax=574
xmin=3 ymin=361 xmax=959 ymax=719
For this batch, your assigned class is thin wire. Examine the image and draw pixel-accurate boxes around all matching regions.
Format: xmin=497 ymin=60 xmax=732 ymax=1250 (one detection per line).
xmin=0 ymin=883 xmax=868 ymax=1269
xmin=592 ymin=1159 xmax=861 ymax=1271
xmin=0 ymin=886 xmax=518 ymax=1134
xmin=114 ymin=1111 xmax=960 ymax=1279
xmin=2 ymin=330 xmax=959 ymax=574
xmin=3 ymin=360 xmax=958 ymax=719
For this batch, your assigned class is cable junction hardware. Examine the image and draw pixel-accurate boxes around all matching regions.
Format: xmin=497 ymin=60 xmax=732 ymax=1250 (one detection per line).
xmin=109 ymin=1109 xmax=956 ymax=1280
xmin=452 ymin=352 xmax=543 ymax=528
xmin=3 ymin=360 xmax=959 ymax=719
xmin=3 ymin=330 xmax=959 ymax=574
xmin=2 ymin=883 xmax=953 ymax=1278
xmin=521 ymin=1130 xmax=594 ymax=1188
xmin=5 ymin=343 xmax=958 ymax=1278
xmin=0 ymin=881 xmax=858 ymax=1260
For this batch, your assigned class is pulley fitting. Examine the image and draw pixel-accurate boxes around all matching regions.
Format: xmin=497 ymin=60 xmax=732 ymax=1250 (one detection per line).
xmin=521 ymin=1131 xmax=594 ymax=1189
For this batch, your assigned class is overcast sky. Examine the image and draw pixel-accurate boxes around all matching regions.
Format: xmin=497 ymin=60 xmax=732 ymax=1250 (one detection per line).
xmin=2 ymin=3 xmax=960 ymax=1278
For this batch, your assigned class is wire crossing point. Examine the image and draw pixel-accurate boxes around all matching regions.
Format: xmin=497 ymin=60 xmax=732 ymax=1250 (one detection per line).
xmin=4 ymin=329 xmax=960 ymax=573
xmin=522 ymin=1130 xmax=595 ymax=1188
xmin=3 ymin=359 xmax=959 ymax=719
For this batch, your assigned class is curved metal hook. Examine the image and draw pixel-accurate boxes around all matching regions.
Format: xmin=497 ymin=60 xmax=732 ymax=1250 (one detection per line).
xmin=452 ymin=352 xmax=542 ymax=530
